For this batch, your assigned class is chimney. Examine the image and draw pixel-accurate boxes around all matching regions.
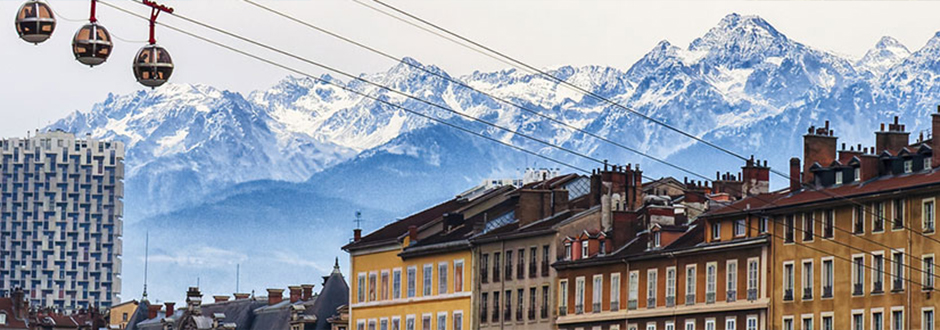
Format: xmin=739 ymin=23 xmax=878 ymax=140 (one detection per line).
xmin=353 ymin=229 xmax=362 ymax=242
xmin=875 ymin=116 xmax=910 ymax=154
xmin=289 ymin=286 xmax=302 ymax=303
xmin=12 ymin=288 xmax=27 ymax=320
xmin=213 ymin=295 xmax=230 ymax=303
xmin=933 ymin=106 xmax=940 ymax=168
xmin=267 ymin=288 xmax=284 ymax=305
xmin=790 ymin=157 xmax=802 ymax=192
xmin=741 ymin=156 xmax=770 ymax=196
xmin=552 ymin=189 xmax=569 ymax=214
xmin=301 ymin=284 xmax=314 ymax=301
xmin=408 ymin=225 xmax=418 ymax=244
xmin=186 ymin=287 xmax=203 ymax=309
xmin=164 ymin=302 xmax=175 ymax=318
xmin=803 ymin=122 xmax=838 ymax=183
xmin=147 ymin=304 xmax=162 ymax=320
xmin=233 ymin=293 xmax=251 ymax=300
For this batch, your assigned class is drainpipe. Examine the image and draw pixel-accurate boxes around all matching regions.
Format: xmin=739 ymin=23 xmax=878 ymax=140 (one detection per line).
xmin=500 ymin=239 xmax=505 ymax=330
xmin=908 ymin=199 xmax=913 ymax=330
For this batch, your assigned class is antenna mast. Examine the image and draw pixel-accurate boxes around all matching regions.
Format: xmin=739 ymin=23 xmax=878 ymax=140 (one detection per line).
xmin=143 ymin=231 xmax=149 ymax=300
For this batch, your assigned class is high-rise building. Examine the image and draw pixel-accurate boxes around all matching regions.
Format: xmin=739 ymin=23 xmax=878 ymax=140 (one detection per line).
xmin=0 ymin=130 xmax=124 ymax=310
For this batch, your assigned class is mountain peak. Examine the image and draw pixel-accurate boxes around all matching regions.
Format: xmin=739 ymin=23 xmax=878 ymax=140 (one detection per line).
xmin=857 ymin=35 xmax=910 ymax=76
xmin=688 ymin=13 xmax=790 ymax=61
xmin=875 ymin=36 xmax=906 ymax=50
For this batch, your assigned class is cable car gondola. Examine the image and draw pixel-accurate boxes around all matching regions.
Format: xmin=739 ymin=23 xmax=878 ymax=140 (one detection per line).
xmin=15 ymin=0 xmax=56 ymax=44
xmin=72 ymin=0 xmax=112 ymax=67
xmin=132 ymin=0 xmax=173 ymax=88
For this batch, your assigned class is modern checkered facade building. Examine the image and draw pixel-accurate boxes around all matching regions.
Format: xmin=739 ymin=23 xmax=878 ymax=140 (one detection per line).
xmin=0 ymin=130 xmax=124 ymax=310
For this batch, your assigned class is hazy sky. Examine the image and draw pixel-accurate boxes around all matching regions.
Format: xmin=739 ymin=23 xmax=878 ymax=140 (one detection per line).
xmin=4 ymin=0 xmax=940 ymax=138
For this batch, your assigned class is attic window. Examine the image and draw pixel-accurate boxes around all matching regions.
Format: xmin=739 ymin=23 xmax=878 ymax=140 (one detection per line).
xmin=835 ymin=171 xmax=843 ymax=185
xmin=582 ymin=240 xmax=590 ymax=259
xmin=854 ymin=167 xmax=861 ymax=181
xmin=599 ymin=240 xmax=607 ymax=255
xmin=565 ymin=243 xmax=572 ymax=260
xmin=711 ymin=221 xmax=721 ymax=241
xmin=653 ymin=232 xmax=661 ymax=248
xmin=904 ymin=160 xmax=913 ymax=173
xmin=926 ymin=158 xmax=933 ymax=170
xmin=0 ymin=313 xmax=6 ymax=325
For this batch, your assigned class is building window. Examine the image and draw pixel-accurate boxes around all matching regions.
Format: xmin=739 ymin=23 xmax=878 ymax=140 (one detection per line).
xmin=927 ymin=158 xmax=933 ymax=169
xmin=591 ymin=275 xmax=603 ymax=313
xmin=924 ymin=309 xmax=935 ymax=330
xmin=438 ymin=262 xmax=449 ymax=295
xmin=528 ymin=288 xmax=536 ymax=320
xmin=369 ymin=320 xmax=376 ymax=330
xmin=665 ymin=267 xmax=676 ymax=306
xmin=493 ymin=253 xmax=501 ymax=282
xmin=423 ymin=264 xmax=433 ymax=296
xmin=393 ymin=269 xmax=402 ymax=299
xmin=421 ymin=315 xmax=431 ymax=330
xmin=380 ymin=319 xmax=388 ymax=330
xmin=802 ymin=316 xmax=813 ymax=330
xmin=358 ymin=273 xmax=366 ymax=303
xmin=406 ymin=316 xmax=415 ymax=330
xmin=706 ymin=262 xmax=717 ymax=303
xmin=685 ymin=265 xmax=697 ymax=305
xmin=369 ymin=273 xmax=378 ymax=301
xmin=504 ymin=290 xmax=512 ymax=320
xmin=358 ymin=320 xmax=365 ymax=330
xmin=564 ymin=244 xmax=572 ymax=260
xmin=803 ymin=213 xmax=814 ymax=242
xmin=925 ymin=199 xmax=936 ymax=233
xmin=665 ymin=321 xmax=674 ymax=330
xmin=855 ymin=167 xmax=861 ymax=181
xmin=454 ymin=260 xmax=464 ymax=292
xmin=529 ymin=247 xmax=537 ymax=278
xmin=492 ymin=292 xmax=500 ymax=322
xmin=653 ymin=232 xmax=661 ymax=248
xmin=855 ymin=205 xmax=866 ymax=234
xmin=802 ymin=260 xmax=814 ymax=300
xmin=381 ymin=271 xmax=390 ymax=300
xmin=836 ymin=171 xmax=843 ymax=185
xmin=611 ymin=273 xmax=621 ymax=311
xmin=541 ymin=286 xmax=550 ymax=319
xmin=734 ymin=219 xmax=746 ymax=237
xmin=480 ymin=293 xmax=488 ymax=324
xmin=893 ymin=199 xmax=905 ymax=230
xmin=892 ymin=309 xmax=903 ymax=330
xmin=783 ymin=262 xmax=794 ymax=301
xmin=821 ymin=315 xmax=833 ymax=330
xmin=853 ymin=255 xmax=865 ymax=295
xmin=852 ymin=313 xmax=864 ymax=330
xmin=686 ymin=320 xmax=696 ymax=330
xmin=575 ymin=277 xmax=585 ymax=314
xmin=873 ymin=253 xmax=885 ymax=293
xmin=437 ymin=313 xmax=446 ymax=330
xmin=823 ymin=209 xmax=834 ymax=238
xmin=726 ymin=317 xmax=736 ymax=330
xmin=726 ymin=260 xmax=738 ymax=301
xmin=407 ymin=267 xmax=417 ymax=297
xmin=874 ymin=202 xmax=886 ymax=232
xmin=647 ymin=269 xmax=657 ymax=308
xmin=711 ymin=221 xmax=721 ymax=240
xmin=892 ymin=251 xmax=904 ymax=292
xmin=629 ymin=271 xmax=639 ymax=309
xmin=746 ymin=316 xmax=758 ymax=330
xmin=582 ymin=240 xmax=589 ymax=259
xmin=822 ymin=258 xmax=834 ymax=298
xmin=453 ymin=312 xmax=462 ymax=330
xmin=785 ymin=215 xmax=795 ymax=242
xmin=542 ymin=245 xmax=550 ymax=277
xmin=875 ymin=312 xmax=886 ymax=330
xmin=480 ymin=254 xmax=489 ymax=284
xmin=558 ymin=280 xmax=568 ymax=316
xmin=517 ymin=289 xmax=524 ymax=321
xmin=783 ymin=318 xmax=793 ymax=330
xmin=759 ymin=217 xmax=769 ymax=233
xmin=646 ymin=324 xmax=656 ymax=330
xmin=925 ymin=255 xmax=936 ymax=290
xmin=705 ymin=318 xmax=716 ymax=330
xmin=392 ymin=318 xmax=400 ymax=330
xmin=505 ymin=250 xmax=513 ymax=281
xmin=905 ymin=160 xmax=914 ymax=173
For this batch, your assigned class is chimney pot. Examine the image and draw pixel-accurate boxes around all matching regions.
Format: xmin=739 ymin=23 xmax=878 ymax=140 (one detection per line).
xmin=267 ymin=288 xmax=284 ymax=306
xmin=165 ymin=302 xmax=175 ymax=318
xmin=895 ymin=116 xmax=900 ymax=125
xmin=213 ymin=295 xmax=230 ymax=303
xmin=790 ymin=157 xmax=801 ymax=192
xmin=147 ymin=305 xmax=162 ymax=320
xmin=408 ymin=225 xmax=418 ymax=243
xmin=233 ymin=293 xmax=250 ymax=300
xmin=353 ymin=229 xmax=362 ymax=242
xmin=301 ymin=284 xmax=314 ymax=301
xmin=289 ymin=286 xmax=302 ymax=303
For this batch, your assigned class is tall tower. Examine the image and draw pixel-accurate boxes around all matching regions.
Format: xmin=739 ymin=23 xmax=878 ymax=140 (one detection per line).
xmin=0 ymin=130 xmax=125 ymax=310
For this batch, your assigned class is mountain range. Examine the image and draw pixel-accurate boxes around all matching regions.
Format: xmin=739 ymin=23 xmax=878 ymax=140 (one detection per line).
xmin=47 ymin=13 xmax=940 ymax=303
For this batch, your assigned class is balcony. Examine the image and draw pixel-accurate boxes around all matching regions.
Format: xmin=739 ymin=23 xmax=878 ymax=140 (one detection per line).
xmin=493 ymin=269 xmax=500 ymax=282
xmin=592 ymin=303 xmax=601 ymax=313
xmin=747 ymin=288 xmax=757 ymax=301
xmin=516 ymin=308 xmax=522 ymax=321
xmin=574 ymin=304 xmax=583 ymax=315
xmin=665 ymin=296 xmax=675 ymax=307
xmin=491 ymin=311 xmax=499 ymax=323
xmin=802 ymin=287 xmax=813 ymax=300
xmin=504 ymin=309 xmax=511 ymax=321
xmin=627 ymin=299 xmax=637 ymax=310
xmin=480 ymin=311 xmax=488 ymax=323
xmin=558 ymin=306 xmax=567 ymax=317
xmin=892 ymin=279 xmax=904 ymax=292
xmin=646 ymin=297 xmax=655 ymax=309
xmin=706 ymin=292 xmax=715 ymax=304
xmin=783 ymin=289 xmax=793 ymax=301
xmin=505 ymin=267 xmax=512 ymax=281
xmin=822 ymin=286 xmax=832 ymax=298
xmin=610 ymin=301 xmax=619 ymax=312
xmin=873 ymin=281 xmax=883 ymax=294
xmin=541 ymin=306 xmax=548 ymax=319
xmin=685 ymin=294 xmax=695 ymax=306
xmin=528 ymin=309 xmax=535 ymax=321
xmin=726 ymin=290 xmax=736 ymax=303
xmin=853 ymin=283 xmax=864 ymax=296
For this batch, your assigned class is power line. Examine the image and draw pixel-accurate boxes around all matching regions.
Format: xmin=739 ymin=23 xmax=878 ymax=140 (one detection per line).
xmin=359 ymin=0 xmax=940 ymax=249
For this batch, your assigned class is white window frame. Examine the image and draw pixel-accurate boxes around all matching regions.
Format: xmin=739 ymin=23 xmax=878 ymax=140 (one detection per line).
xmin=802 ymin=314 xmax=814 ymax=330
xmin=852 ymin=310 xmax=865 ymax=330
xmin=855 ymin=167 xmax=861 ymax=181
xmin=854 ymin=205 xmax=866 ymax=234
xmin=803 ymin=212 xmax=814 ymax=242
xmin=747 ymin=257 xmax=759 ymax=294
xmin=852 ymin=253 xmax=865 ymax=294
xmin=872 ymin=251 xmax=886 ymax=293
xmin=924 ymin=307 xmax=935 ymax=330
xmin=726 ymin=259 xmax=738 ymax=297
xmin=423 ymin=264 xmax=433 ymax=296
xmin=725 ymin=316 xmax=736 ymax=330
xmin=705 ymin=318 xmax=716 ymax=330
xmin=890 ymin=249 xmax=905 ymax=291
xmin=925 ymin=254 xmax=936 ymax=289
xmin=357 ymin=272 xmax=367 ymax=303
xmin=783 ymin=261 xmax=795 ymax=300
xmin=436 ymin=312 xmax=447 ymax=330
xmin=391 ymin=316 xmax=401 ymax=330
xmin=872 ymin=308 xmax=885 ymax=330
xmin=647 ymin=269 xmax=657 ymax=307
xmin=358 ymin=320 xmax=366 ymax=330
xmin=706 ymin=262 xmax=717 ymax=298
xmin=452 ymin=311 xmax=462 ymax=330
xmin=746 ymin=315 xmax=758 ymax=330
xmin=582 ymin=240 xmax=589 ymax=259
xmin=453 ymin=259 xmax=464 ymax=293
xmin=802 ymin=259 xmax=814 ymax=301
xmin=610 ymin=272 xmax=621 ymax=307
xmin=712 ymin=221 xmax=721 ymax=240
xmin=820 ymin=312 xmax=834 ymax=330
xmin=646 ymin=323 xmax=656 ymax=330
xmin=874 ymin=202 xmax=886 ymax=233
xmin=685 ymin=264 xmax=697 ymax=302
xmin=438 ymin=262 xmax=449 ymax=295
xmin=893 ymin=199 xmax=906 ymax=232
xmin=407 ymin=266 xmax=417 ymax=298
xmin=558 ymin=279 xmax=569 ymax=310
xmin=890 ymin=306 xmax=904 ymax=330
xmin=925 ymin=198 xmax=936 ymax=234
xmin=836 ymin=171 xmax=843 ymax=185
xmin=927 ymin=158 xmax=933 ymax=170
xmin=685 ymin=320 xmax=695 ymax=330
xmin=821 ymin=256 xmax=834 ymax=299
xmin=629 ymin=271 xmax=639 ymax=302
xmin=392 ymin=268 xmax=402 ymax=299
xmin=905 ymin=159 xmax=913 ymax=173
xmin=665 ymin=266 xmax=676 ymax=300
xmin=664 ymin=321 xmax=674 ymax=330
xmin=734 ymin=219 xmax=746 ymax=237
xmin=405 ymin=315 xmax=415 ymax=330
xmin=593 ymin=274 xmax=604 ymax=311
xmin=783 ymin=316 xmax=794 ymax=330
xmin=575 ymin=276 xmax=586 ymax=311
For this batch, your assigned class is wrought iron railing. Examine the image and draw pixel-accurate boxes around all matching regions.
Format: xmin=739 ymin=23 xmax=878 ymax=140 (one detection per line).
xmin=726 ymin=290 xmax=736 ymax=302
xmin=706 ymin=292 xmax=715 ymax=304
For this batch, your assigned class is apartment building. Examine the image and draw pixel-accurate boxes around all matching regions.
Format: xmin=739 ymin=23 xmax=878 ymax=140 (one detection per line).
xmin=0 ymin=130 xmax=124 ymax=310
xmin=703 ymin=109 xmax=940 ymax=330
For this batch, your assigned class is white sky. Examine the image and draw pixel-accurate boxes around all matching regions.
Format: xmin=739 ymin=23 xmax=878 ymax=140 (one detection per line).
xmin=3 ymin=0 xmax=940 ymax=137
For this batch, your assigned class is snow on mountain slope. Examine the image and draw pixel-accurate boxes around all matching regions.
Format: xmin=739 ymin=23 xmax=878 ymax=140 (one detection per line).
xmin=857 ymin=36 xmax=911 ymax=78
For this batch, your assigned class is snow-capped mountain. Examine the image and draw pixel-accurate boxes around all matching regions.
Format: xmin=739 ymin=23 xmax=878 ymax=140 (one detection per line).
xmin=48 ymin=13 xmax=940 ymax=302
